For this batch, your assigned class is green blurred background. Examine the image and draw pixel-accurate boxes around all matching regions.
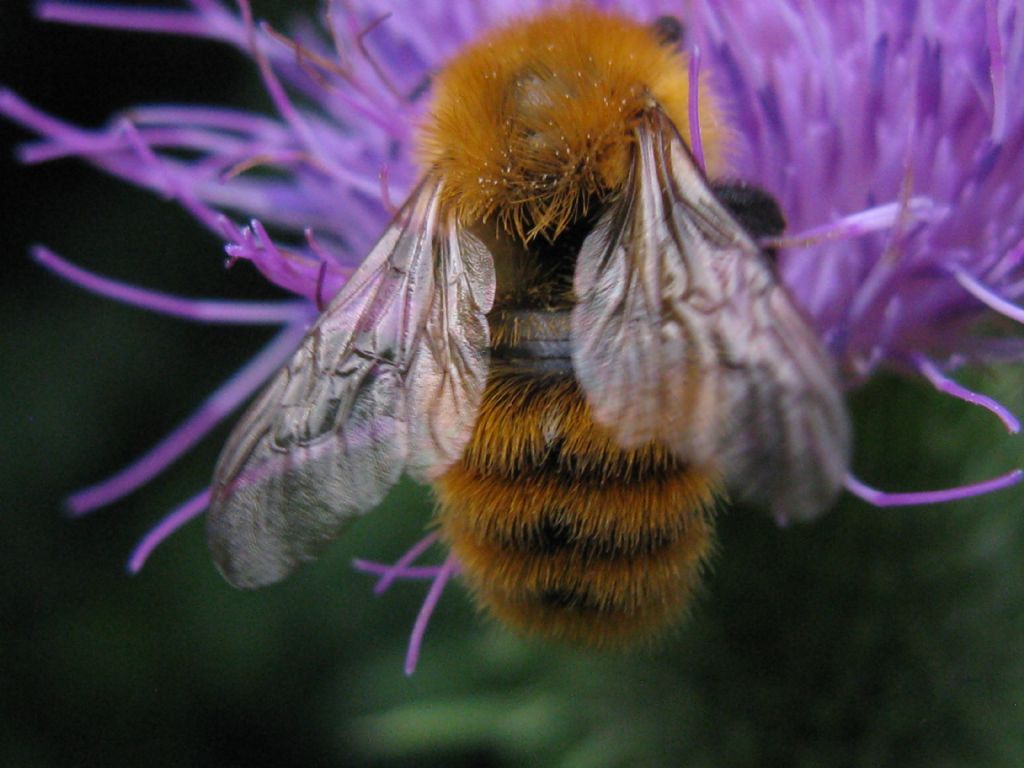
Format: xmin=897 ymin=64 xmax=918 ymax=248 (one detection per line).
xmin=3 ymin=2 xmax=1024 ymax=766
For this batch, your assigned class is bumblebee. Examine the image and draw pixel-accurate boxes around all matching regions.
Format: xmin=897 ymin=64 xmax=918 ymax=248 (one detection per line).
xmin=207 ymin=7 xmax=850 ymax=644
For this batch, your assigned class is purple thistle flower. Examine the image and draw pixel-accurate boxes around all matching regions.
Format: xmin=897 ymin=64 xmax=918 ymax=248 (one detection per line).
xmin=4 ymin=0 xmax=1023 ymax=674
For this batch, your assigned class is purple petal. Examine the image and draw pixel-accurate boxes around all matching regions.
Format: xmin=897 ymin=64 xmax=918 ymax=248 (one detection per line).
xmin=361 ymin=531 xmax=441 ymax=594
xmin=845 ymin=469 xmax=1024 ymax=507
xmin=953 ymin=266 xmax=1024 ymax=324
xmin=32 ymin=246 xmax=308 ymax=325
xmin=127 ymin=488 xmax=211 ymax=573
xmin=987 ymin=0 xmax=1007 ymax=142
xmin=913 ymin=353 xmax=1021 ymax=433
xmin=37 ymin=2 xmax=229 ymax=39
xmin=762 ymin=197 xmax=945 ymax=251
xmin=404 ymin=555 xmax=458 ymax=677
xmin=220 ymin=217 xmax=350 ymax=304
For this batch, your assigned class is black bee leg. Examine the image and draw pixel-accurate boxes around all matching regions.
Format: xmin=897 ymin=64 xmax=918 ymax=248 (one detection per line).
xmin=712 ymin=182 xmax=787 ymax=257
xmin=651 ymin=16 xmax=686 ymax=48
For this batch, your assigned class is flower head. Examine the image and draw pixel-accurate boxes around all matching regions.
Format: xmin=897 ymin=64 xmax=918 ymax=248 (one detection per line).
xmin=4 ymin=0 xmax=1023 ymax=673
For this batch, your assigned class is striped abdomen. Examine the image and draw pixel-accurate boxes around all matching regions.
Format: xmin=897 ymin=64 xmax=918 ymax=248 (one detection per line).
xmin=434 ymin=363 xmax=720 ymax=645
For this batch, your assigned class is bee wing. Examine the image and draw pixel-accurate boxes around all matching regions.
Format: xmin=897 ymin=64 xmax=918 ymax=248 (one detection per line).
xmin=573 ymin=110 xmax=849 ymax=521
xmin=572 ymin=110 xmax=732 ymax=459
xmin=207 ymin=178 xmax=495 ymax=587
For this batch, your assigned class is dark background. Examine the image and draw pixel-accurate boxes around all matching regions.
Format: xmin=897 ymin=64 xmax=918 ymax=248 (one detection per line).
xmin=3 ymin=2 xmax=1024 ymax=766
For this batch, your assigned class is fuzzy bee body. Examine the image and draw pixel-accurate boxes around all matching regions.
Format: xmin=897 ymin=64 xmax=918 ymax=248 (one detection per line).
xmin=207 ymin=8 xmax=850 ymax=643
xmin=437 ymin=362 xmax=719 ymax=644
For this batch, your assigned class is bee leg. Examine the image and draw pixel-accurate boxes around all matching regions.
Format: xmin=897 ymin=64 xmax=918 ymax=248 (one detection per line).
xmin=711 ymin=181 xmax=786 ymax=259
xmin=651 ymin=16 xmax=686 ymax=48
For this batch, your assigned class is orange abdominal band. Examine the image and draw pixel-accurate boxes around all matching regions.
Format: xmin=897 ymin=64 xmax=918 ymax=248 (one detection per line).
xmin=434 ymin=374 xmax=721 ymax=646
